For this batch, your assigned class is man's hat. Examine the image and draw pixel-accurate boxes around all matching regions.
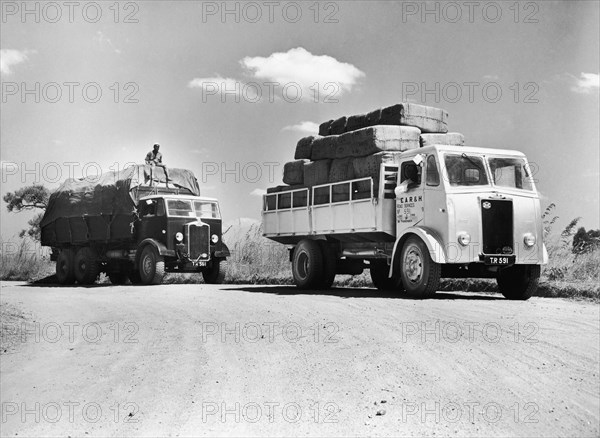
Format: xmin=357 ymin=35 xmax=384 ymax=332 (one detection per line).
xmin=153 ymin=143 xmax=160 ymax=147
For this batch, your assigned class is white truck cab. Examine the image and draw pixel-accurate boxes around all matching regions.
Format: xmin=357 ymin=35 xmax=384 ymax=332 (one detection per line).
xmin=262 ymin=145 xmax=546 ymax=300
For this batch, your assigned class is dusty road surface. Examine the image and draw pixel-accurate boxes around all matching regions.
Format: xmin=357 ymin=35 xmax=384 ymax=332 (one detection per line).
xmin=1 ymin=281 xmax=598 ymax=437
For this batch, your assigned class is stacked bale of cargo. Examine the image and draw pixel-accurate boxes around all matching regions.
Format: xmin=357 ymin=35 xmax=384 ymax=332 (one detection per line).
xmin=270 ymin=103 xmax=465 ymax=208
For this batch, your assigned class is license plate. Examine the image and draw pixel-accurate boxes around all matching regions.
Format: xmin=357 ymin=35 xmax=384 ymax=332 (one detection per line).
xmin=484 ymin=255 xmax=515 ymax=265
xmin=196 ymin=261 xmax=207 ymax=267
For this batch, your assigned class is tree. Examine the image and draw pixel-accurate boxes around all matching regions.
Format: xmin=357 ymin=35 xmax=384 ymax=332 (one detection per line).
xmin=573 ymin=227 xmax=600 ymax=255
xmin=3 ymin=185 xmax=50 ymax=241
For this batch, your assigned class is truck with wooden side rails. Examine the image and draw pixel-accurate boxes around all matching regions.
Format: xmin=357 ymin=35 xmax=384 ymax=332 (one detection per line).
xmin=262 ymin=104 xmax=547 ymax=300
xmin=40 ymin=164 xmax=230 ymax=285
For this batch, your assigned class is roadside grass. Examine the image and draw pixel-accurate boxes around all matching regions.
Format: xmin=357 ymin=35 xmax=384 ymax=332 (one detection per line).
xmin=0 ymin=239 xmax=54 ymax=282
xmin=2 ymin=225 xmax=598 ymax=301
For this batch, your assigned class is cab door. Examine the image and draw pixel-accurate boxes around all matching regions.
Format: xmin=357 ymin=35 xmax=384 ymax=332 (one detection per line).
xmin=137 ymin=198 xmax=167 ymax=245
xmin=395 ymin=158 xmax=425 ymax=236
xmin=423 ymin=154 xmax=447 ymax=235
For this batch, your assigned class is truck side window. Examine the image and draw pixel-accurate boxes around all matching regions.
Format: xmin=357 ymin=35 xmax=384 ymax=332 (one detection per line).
xmin=141 ymin=200 xmax=156 ymax=217
xmin=426 ymin=155 xmax=440 ymax=186
xmin=156 ymin=200 xmax=165 ymax=216
xmin=400 ymin=162 xmax=421 ymax=187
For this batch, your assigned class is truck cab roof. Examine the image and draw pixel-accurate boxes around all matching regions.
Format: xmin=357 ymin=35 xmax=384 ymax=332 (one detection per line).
xmin=413 ymin=144 xmax=527 ymax=158
xmin=139 ymin=194 xmax=219 ymax=203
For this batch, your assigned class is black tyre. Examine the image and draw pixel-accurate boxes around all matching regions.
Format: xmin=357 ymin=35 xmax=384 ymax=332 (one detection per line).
xmin=400 ymin=236 xmax=440 ymax=298
xmin=138 ymin=245 xmax=165 ymax=285
xmin=497 ymin=265 xmax=540 ymax=300
xmin=56 ymin=249 xmax=76 ymax=285
xmin=128 ymin=270 xmax=143 ymax=285
xmin=370 ymin=260 xmax=403 ymax=291
xmin=108 ymin=272 xmax=130 ymax=285
xmin=318 ymin=241 xmax=336 ymax=290
xmin=203 ymin=258 xmax=227 ymax=284
xmin=74 ymin=247 xmax=100 ymax=285
xmin=291 ymin=239 xmax=324 ymax=289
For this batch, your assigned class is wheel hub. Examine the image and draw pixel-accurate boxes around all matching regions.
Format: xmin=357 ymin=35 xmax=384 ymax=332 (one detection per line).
xmin=404 ymin=246 xmax=423 ymax=283
xmin=142 ymin=255 xmax=153 ymax=275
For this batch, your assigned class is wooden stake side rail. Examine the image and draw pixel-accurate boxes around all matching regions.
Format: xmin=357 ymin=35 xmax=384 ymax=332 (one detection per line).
xmin=262 ymin=164 xmax=399 ymax=243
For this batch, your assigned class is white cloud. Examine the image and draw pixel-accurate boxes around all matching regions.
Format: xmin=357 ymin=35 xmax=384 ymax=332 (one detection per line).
xmin=250 ymin=188 xmax=266 ymax=197
xmin=571 ymin=72 xmax=599 ymax=94
xmin=241 ymin=47 xmax=365 ymax=101
xmin=0 ymin=49 xmax=31 ymax=75
xmin=282 ymin=121 xmax=319 ymax=134
xmin=188 ymin=76 xmax=259 ymax=101
xmin=94 ymin=31 xmax=121 ymax=54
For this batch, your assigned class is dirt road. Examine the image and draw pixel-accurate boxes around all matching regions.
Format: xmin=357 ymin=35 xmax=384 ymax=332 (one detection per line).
xmin=1 ymin=281 xmax=598 ymax=437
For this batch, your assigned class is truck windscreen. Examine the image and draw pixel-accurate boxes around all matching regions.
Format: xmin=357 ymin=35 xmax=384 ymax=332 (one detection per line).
xmin=444 ymin=154 xmax=489 ymax=186
xmin=166 ymin=199 xmax=195 ymax=217
xmin=166 ymin=199 xmax=220 ymax=218
xmin=488 ymin=157 xmax=535 ymax=191
xmin=194 ymin=201 xmax=220 ymax=219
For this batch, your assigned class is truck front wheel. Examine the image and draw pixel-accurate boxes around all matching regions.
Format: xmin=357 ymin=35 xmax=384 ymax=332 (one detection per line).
xmin=203 ymin=259 xmax=228 ymax=284
xmin=400 ymin=236 xmax=440 ymax=298
xmin=56 ymin=249 xmax=75 ymax=285
xmin=497 ymin=265 xmax=540 ymax=300
xmin=292 ymin=239 xmax=324 ymax=290
xmin=370 ymin=261 xmax=403 ymax=291
xmin=138 ymin=245 xmax=165 ymax=285
xmin=74 ymin=247 xmax=100 ymax=285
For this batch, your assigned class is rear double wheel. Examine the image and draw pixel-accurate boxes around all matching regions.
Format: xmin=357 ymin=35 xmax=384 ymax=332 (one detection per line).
xmin=292 ymin=239 xmax=324 ymax=290
xmin=318 ymin=241 xmax=336 ymax=290
xmin=56 ymin=248 xmax=75 ymax=285
xmin=73 ymin=247 xmax=100 ymax=285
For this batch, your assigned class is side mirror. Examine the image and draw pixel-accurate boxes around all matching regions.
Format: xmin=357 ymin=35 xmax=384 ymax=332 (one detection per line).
xmin=413 ymin=154 xmax=425 ymax=166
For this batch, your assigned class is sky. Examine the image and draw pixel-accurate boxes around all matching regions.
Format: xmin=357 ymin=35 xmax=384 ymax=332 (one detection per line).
xmin=1 ymin=0 xmax=599 ymax=241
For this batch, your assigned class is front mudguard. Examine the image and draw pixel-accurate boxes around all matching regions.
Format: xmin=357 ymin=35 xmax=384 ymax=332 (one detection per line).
xmin=214 ymin=243 xmax=230 ymax=258
xmin=390 ymin=228 xmax=446 ymax=278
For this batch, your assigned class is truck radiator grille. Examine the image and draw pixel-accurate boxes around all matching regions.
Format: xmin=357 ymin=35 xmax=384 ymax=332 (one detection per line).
xmin=481 ymin=199 xmax=513 ymax=255
xmin=186 ymin=223 xmax=210 ymax=259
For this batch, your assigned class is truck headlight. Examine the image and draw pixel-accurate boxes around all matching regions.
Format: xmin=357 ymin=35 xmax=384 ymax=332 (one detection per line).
xmin=211 ymin=234 xmax=219 ymax=243
xmin=523 ymin=233 xmax=536 ymax=247
xmin=458 ymin=232 xmax=471 ymax=246
xmin=175 ymin=232 xmax=184 ymax=242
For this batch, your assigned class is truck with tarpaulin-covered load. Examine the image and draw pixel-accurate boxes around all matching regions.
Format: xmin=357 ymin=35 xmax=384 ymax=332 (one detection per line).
xmin=40 ymin=164 xmax=230 ymax=285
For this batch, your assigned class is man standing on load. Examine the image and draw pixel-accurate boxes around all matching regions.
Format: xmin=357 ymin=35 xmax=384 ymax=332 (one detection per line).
xmin=145 ymin=143 xmax=171 ymax=186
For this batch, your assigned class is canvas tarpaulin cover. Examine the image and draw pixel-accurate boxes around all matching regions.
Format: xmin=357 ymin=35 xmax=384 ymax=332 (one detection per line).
xmin=40 ymin=165 xmax=200 ymax=227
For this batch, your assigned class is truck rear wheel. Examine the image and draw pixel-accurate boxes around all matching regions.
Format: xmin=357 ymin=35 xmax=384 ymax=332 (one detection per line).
xmin=400 ymin=236 xmax=440 ymax=298
xmin=138 ymin=245 xmax=165 ymax=285
xmin=108 ymin=272 xmax=130 ymax=285
xmin=74 ymin=247 xmax=100 ymax=285
xmin=370 ymin=261 xmax=403 ymax=291
xmin=318 ymin=241 xmax=336 ymax=290
xmin=203 ymin=259 xmax=227 ymax=284
xmin=497 ymin=265 xmax=540 ymax=300
xmin=292 ymin=239 xmax=324 ymax=289
xmin=56 ymin=249 xmax=75 ymax=285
